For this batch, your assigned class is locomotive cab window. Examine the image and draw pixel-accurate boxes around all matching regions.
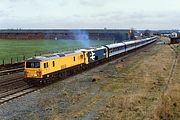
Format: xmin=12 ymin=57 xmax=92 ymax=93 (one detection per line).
xmin=26 ymin=62 xmax=40 ymax=68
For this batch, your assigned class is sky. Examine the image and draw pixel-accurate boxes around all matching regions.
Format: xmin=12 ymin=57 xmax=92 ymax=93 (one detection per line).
xmin=0 ymin=0 xmax=180 ymax=30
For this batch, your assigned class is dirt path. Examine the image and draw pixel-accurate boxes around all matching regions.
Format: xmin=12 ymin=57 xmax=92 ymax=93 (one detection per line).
xmin=154 ymin=43 xmax=180 ymax=120
xmin=0 ymin=38 xmax=179 ymax=120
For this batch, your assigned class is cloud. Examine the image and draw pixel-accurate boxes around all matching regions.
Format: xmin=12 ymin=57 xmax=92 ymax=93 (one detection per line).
xmin=0 ymin=0 xmax=180 ymax=29
xmin=79 ymin=0 xmax=110 ymax=7
xmin=0 ymin=10 xmax=5 ymax=16
xmin=58 ymin=0 xmax=69 ymax=6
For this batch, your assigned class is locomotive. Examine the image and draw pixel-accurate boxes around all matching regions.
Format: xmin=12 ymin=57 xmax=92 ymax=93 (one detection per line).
xmin=24 ymin=37 xmax=157 ymax=84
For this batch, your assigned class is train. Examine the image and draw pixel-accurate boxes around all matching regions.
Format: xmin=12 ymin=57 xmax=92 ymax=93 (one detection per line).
xmin=24 ymin=36 xmax=157 ymax=84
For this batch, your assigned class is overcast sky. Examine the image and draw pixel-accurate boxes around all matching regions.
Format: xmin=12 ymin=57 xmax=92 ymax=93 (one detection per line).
xmin=0 ymin=0 xmax=180 ymax=30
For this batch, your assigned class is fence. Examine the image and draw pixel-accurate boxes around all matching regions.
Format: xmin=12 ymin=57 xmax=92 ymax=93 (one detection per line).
xmin=1 ymin=56 xmax=27 ymax=65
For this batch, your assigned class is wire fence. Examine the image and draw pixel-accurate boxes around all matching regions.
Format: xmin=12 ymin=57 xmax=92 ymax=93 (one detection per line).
xmin=1 ymin=55 xmax=28 ymax=65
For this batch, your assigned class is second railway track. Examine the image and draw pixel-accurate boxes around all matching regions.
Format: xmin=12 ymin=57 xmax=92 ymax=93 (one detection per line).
xmin=0 ymin=67 xmax=24 ymax=76
xmin=0 ymin=86 xmax=38 ymax=104
xmin=0 ymin=71 xmax=36 ymax=104
xmin=0 ymin=77 xmax=23 ymax=86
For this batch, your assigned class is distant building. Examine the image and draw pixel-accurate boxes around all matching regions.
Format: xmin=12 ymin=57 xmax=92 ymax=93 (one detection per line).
xmin=161 ymin=33 xmax=171 ymax=37
xmin=128 ymin=29 xmax=136 ymax=40
xmin=140 ymin=30 xmax=154 ymax=38
xmin=0 ymin=29 xmax=132 ymax=41
xmin=171 ymin=32 xmax=179 ymax=38
xmin=170 ymin=32 xmax=180 ymax=44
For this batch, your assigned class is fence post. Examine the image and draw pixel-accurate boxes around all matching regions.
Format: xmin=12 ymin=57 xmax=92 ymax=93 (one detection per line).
xmin=23 ymin=56 xmax=25 ymax=61
xmin=17 ymin=57 xmax=18 ymax=63
xmin=3 ymin=59 xmax=5 ymax=66
xmin=11 ymin=58 xmax=13 ymax=64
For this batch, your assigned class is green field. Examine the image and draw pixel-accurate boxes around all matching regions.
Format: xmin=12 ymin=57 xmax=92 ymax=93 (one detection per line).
xmin=0 ymin=39 xmax=113 ymax=65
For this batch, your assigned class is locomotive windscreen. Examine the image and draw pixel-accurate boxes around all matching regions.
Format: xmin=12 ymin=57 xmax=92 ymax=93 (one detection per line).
xmin=26 ymin=62 xmax=40 ymax=68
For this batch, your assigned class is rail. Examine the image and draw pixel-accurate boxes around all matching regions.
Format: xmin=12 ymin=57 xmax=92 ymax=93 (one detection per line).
xmin=0 ymin=68 xmax=24 ymax=75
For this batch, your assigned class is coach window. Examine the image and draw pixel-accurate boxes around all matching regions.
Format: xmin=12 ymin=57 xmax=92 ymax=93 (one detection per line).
xmin=74 ymin=57 xmax=75 ymax=61
xmin=47 ymin=63 xmax=48 ymax=68
xmin=53 ymin=61 xmax=55 ymax=67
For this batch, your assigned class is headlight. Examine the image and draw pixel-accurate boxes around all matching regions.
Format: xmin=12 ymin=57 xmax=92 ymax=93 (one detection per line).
xmin=34 ymin=74 xmax=37 ymax=77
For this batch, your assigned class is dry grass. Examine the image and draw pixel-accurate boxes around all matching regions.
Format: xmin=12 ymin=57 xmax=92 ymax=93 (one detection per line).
xmin=95 ymin=38 xmax=178 ymax=120
xmin=154 ymin=52 xmax=180 ymax=120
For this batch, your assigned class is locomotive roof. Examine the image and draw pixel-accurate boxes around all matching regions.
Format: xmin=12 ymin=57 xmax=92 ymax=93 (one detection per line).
xmin=27 ymin=50 xmax=82 ymax=61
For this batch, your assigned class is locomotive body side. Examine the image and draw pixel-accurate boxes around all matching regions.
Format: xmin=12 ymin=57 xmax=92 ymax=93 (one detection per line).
xmin=24 ymin=51 xmax=84 ymax=83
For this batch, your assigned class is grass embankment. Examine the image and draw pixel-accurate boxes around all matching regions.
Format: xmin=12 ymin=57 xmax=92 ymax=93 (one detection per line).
xmin=95 ymin=39 xmax=180 ymax=119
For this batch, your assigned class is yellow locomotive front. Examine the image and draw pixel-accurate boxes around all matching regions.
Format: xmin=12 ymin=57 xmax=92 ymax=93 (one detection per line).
xmin=24 ymin=60 xmax=43 ymax=82
xmin=24 ymin=55 xmax=55 ymax=83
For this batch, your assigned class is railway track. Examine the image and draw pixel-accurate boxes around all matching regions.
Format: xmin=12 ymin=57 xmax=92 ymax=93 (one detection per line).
xmin=0 ymin=62 xmax=43 ymax=105
xmin=0 ymin=79 xmax=27 ymax=92
xmin=0 ymin=67 xmax=24 ymax=76
xmin=0 ymin=71 xmax=36 ymax=104
xmin=0 ymin=86 xmax=37 ymax=104
xmin=0 ymin=76 xmax=23 ymax=85
xmin=0 ymin=74 xmax=38 ymax=104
